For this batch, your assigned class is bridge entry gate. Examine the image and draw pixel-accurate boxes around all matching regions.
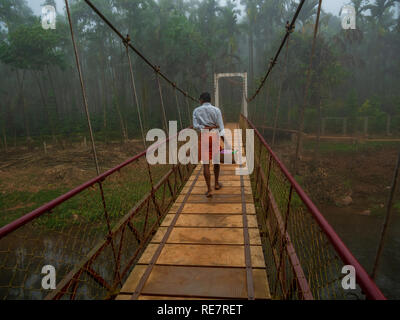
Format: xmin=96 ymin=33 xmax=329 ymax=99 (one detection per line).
xmin=214 ymin=73 xmax=248 ymax=123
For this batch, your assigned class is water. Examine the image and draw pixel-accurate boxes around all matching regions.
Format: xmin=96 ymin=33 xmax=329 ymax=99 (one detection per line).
xmin=320 ymin=205 xmax=400 ymax=299
xmin=0 ymin=226 xmax=112 ymax=300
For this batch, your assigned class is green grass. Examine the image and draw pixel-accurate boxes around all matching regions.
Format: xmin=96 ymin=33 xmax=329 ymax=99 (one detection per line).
xmin=0 ymin=189 xmax=68 ymax=227
xmin=0 ymin=165 xmax=185 ymax=230
xmin=0 ymin=182 xmax=151 ymax=229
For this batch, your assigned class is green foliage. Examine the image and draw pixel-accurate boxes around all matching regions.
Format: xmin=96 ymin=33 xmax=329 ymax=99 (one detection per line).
xmin=0 ymin=0 xmax=400 ymax=141
xmin=358 ymin=98 xmax=385 ymax=117
xmin=0 ymin=20 xmax=65 ymax=70
xmin=0 ymin=0 xmax=34 ymax=31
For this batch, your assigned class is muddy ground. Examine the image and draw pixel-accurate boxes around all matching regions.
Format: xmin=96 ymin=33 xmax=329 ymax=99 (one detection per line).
xmin=1 ymin=136 xmax=400 ymax=222
xmin=0 ymin=140 xmax=144 ymax=191
xmin=0 ymin=140 xmax=144 ymax=224
xmin=271 ymin=139 xmax=400 ymax=216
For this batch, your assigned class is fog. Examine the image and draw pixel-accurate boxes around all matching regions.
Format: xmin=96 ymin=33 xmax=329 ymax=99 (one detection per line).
xmin=1 ymin=0 xmax=400 ymax=299
xmin=26 ymin=0 xmax=349 ymax=16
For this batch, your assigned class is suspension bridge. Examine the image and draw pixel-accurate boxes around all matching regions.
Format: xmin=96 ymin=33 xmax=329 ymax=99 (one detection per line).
xmin=0 ymin=0 xmax=387 ymax=300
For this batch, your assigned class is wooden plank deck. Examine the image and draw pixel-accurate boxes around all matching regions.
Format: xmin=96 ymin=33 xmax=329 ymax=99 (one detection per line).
xmin=116 ymin=124 xmax=271 ymax=300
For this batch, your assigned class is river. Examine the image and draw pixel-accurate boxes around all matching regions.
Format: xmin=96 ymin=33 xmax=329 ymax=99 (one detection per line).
xmin=320 ymin=205 xmax=400 ymax=299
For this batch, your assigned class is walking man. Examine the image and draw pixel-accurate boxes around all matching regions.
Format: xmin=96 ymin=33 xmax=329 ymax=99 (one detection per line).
xmin=193 ymin=92 xmax=225 ymax=197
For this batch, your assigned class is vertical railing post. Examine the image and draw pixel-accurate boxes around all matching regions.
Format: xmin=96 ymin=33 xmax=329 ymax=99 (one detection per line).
xmin=266 ymin=154 xmax=273 ymax=190
xmin=97 ymin=181 xmax=122 ymax=288
xmin=273 ymin=184 xmax=294 ymax=298
xmin=185 ymin=94 xmax=192 ymax=127
xmin=254 ymin=138 xmax=263 ymax=196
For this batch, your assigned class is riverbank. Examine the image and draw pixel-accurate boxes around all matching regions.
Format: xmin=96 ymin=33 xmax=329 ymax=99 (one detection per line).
xmin=272 ymin=139 xmax=400 ymax=299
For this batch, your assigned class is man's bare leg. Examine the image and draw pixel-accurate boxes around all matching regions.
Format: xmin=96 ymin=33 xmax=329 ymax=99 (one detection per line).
xmin=214 ymin=164 xmax=222 ymax=190
xmin=203 ymin=164 xmax=212 ymax=197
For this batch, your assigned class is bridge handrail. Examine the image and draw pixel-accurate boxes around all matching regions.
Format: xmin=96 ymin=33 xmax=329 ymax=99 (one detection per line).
xmin=242 ymin=114 xmax=386 ymax=300
xmin=0 ymin=128 xmax=189 ymax=240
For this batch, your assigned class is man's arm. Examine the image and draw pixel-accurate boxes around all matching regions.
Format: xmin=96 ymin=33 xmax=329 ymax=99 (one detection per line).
xmin=216 ymin=109 xmax=225 ymax=137
xmin=216 ymin=109 xmax=232 ymax=149
xmin=193 ymin=109 xmax=204 ymax=131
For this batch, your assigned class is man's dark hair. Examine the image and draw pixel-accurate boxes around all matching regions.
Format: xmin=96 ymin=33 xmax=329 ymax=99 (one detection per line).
xmin=199 ymin=92 xmax=211 ymax=103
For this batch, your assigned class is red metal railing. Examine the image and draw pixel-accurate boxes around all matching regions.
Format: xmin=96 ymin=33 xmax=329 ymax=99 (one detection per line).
xmin=240 ymin=114 xmax=385 ymax=300
xmin=1 ymin=117 xmax=386 ymax=300
xmin=0 ymin=131 xmax=194 ymax=300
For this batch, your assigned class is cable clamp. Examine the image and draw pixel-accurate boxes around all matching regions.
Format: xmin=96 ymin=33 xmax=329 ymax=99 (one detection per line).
xmin=123 ymin=34 xmax=131 ymax=47
xmin=286 ymin=21 xmax=295 ymax=33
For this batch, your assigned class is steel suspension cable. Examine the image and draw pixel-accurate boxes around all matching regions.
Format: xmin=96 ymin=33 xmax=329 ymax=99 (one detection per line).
xmin=173 ymin=85 xmax=183 ymax=130
xmin=155 ymin=69 xmax=169 ymax=134
xmin=83 ymin=0 xmax=198 ymax=103
xmin=372 ymin=148 xmax=400 ymax=280
xmin=65 ymin=0 xmax=100 ymax=176
xmin=124 ymin=35 xmax=159 ymax=190
xmin=185 ymin=94 xmax=192 ymax=126
xmin=247 ymin=0 xmax=306 ymax=102
xmin=294 ymin=0 xmax=323 ymax=174
xmin=262 ymin=79 xmax=272 ymax=133
xmin=272 ymin=23 xmax=293 ymax=146
xmin=124 ymin=35 xmax=146 ymax=149
xmin=122 ymin=36 xmax=166 ymax=230
xmin=65 ymin=0 xmax=122 ymax=286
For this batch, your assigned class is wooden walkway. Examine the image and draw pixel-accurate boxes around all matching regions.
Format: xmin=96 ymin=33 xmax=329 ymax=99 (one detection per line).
xmin=116 ymin=124 xmax=271 ymax=300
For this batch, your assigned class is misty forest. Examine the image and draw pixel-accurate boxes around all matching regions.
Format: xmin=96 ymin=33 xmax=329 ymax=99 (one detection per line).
xmin=1 ymin=0 xmax=400 ymax=299
xmin=1 ymin=0 xmax=400 ymax=144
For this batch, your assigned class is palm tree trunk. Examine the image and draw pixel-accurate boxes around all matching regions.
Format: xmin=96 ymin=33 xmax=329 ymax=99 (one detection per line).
xmin=316 ymin=95 xmax=322 ymax=157
xmin=272 ymin=38 xmax=290 ymax=146
xmin=33 ymin=70 xmax=56 ymax=142
xmin=0 ymin=101 xmax=7 ymax=153
xmin=2 ymin=126 xmax=7 ymax=153
xmin=16 ymin=70 xmax=30 ymax=140
xmin=46 ymin=66 xmax=60 ymax=120
xmin=249 ymin=21 xmax=254 ymax=91
xmin=111 ymin=65 xmax=127 ymax=142
xmin=294 ymin=0 xmax=322 ymax=174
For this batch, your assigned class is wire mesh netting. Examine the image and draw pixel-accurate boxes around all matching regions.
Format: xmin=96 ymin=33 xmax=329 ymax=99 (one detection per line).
xmin=0 ymin=149 xmax=194 ymax=300
xmin=240 ymin=114 xmax=372 ymax=300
